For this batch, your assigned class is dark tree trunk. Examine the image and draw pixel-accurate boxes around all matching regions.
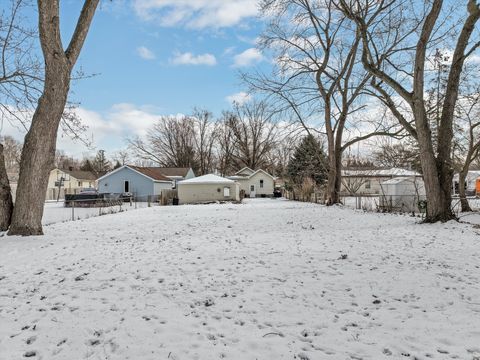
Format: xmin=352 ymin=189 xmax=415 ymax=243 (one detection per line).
xmin=9 ymin=68 xmax=70 ymax=235
xmin=8 ymin=0 xmax=98 ymax=236
xmin=458 ymin=169 xmax=472 ymax=212
xmin=325 ymin=148 xmax=342 ymax=205
xmin=0 ymin=144 xmax=13 ymax=231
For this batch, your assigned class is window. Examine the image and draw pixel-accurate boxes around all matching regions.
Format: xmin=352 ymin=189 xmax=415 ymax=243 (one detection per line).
xmin=223 ymin=187 xmax=230 ymax=197
xmin=260 ymin=179 xmax=264 ymax=188
xmin=78 ymin=181 xmax=81 ymax=187
xmin=250 ymin=185 xmax=255 ymax=191
xmin=365 ymin=180 xmax=371 ymax=189
xmin=124 ymin=180 xmax=130 ymax=193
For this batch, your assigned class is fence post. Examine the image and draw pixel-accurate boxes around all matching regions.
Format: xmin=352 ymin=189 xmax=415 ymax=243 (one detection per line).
xmin=71 ymin=200 xmax=75 ymax=221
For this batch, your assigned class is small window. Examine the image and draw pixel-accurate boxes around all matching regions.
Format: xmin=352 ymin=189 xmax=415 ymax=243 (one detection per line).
xmin=260 ymin=179 xmax=264 ymax=188
xmin=365 ymin=180 xmax=371 ymax=189
xmin=78 ymin=181 xmax=81 ymax=187
xmin=250 ymin=185 xmax=255 ymax=191
xmin=124 ymin=180 xmax=130 ymax=193
xmin=224 ymin=187 xmax=230 ymax=197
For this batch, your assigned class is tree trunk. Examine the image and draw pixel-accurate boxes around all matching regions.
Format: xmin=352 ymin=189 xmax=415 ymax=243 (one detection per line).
xmin=458 ymin=169 xmax=472 ymax=212
xmin=0 ymin=144 xmax=13 ymax=231
xmin=8 ymin=68 xmax=70 ymax=236
xmin=415 ymin=112 xmax=454 ymax=222
xmin=325 ymin=148 xmax=342 ymax=205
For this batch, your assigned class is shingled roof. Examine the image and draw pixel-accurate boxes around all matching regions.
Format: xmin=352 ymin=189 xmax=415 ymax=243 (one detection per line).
xmin=128 ymin=166 xmax=172 ymax=181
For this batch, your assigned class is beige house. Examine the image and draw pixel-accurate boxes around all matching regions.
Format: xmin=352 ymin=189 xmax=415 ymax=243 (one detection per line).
xmin=341 ymin=168 xmax=422 ymax=195
xmin=177 ymin=174 xmax=240 ymax=204
xmin=47 ymin=168 xmax=98 ymax=200
xmin=228 ymin=167 xmax=275 ymax=198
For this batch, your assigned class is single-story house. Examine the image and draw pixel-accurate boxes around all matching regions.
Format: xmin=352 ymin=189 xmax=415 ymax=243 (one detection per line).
xmin=156 ymin=167 xmax=196 ymax=188
xmin=46 ymin=168 xmax=98 ymax=200
xmin=379 ymin=177 xmax=426 ymax=212
xmin=177 ymin=174 xmax=240 ymax=204
xmin=452 ymin=170 xmax=480 ymax=196
xmin=228 ymin=167 xmax=275 ymax=198
xmin=341 ymin=167 xmax=422 ymax=195
xmin=97 ymin=165 xmax=194 ymax=199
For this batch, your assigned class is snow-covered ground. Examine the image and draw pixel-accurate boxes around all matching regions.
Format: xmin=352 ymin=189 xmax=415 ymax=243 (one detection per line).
xmin=1 ymin=199 xmax=479 ymax=360
xmin=42 ymin=201 xmax=153 ymax=225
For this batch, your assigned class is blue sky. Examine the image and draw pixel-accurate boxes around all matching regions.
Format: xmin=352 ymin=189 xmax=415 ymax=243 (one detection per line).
xmin=4 ymin=0 xmax=268 ymax=157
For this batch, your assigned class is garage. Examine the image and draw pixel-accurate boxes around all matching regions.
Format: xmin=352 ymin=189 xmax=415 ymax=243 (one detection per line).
xmin=177 ymin=174 xmax=240 ymax=204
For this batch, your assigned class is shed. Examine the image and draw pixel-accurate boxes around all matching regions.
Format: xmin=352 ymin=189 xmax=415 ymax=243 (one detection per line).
xmin=177 ymin=174 xmax=240 ymax=204
xmin=379 ymin=177 xmax=426 ymax=212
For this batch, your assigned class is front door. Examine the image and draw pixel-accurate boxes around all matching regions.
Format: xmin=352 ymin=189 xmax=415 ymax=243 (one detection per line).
xmin=250 ymin=184 xmax=256 ymax=198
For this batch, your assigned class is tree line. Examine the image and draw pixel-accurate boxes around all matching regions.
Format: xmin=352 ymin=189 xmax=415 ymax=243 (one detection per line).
xmin=0 ymin=0 xmax=479 ymax=235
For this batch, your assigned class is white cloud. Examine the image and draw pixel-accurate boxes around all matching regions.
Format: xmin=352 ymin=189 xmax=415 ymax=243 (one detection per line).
xmin=136 ymin=46 xmax=156 ymax=60
xmin=225 ymin=91 xmax=251 ymax=105
xmin=233 ymin=48 xmax=263 ymax=67
xmin=0 ymin=104 xmax=164 ymax=158
xmin=171 ymin=52 xmax=217 ymax=66
xmin=133 ymin=0 xmax=258 ymax=29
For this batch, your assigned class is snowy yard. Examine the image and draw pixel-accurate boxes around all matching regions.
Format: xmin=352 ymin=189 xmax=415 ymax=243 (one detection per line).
xmin=42 ymin=201 xmax=152 ymax=225
xmin=1 ymin=199 xmax=480 ymax=360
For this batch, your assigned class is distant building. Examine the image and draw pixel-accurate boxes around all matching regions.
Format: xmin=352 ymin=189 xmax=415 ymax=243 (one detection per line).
xmin=46 ymin=168 xmax=98 ymax=200
xmin=341 ymin=167 xmax=422 ymax=195
xmin=178 ymin=174 xmax=240 ymax=204
xmin=228 ymin=167 xmax=275 ymax=198
xmin=97 ymin=165 xmax=195 ymax=199
xmin=452 ymin=170 xmax=480 ymax=196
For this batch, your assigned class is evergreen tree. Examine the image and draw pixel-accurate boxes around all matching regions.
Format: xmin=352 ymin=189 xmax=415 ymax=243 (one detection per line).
xmin=80 ymin=159 xmax=95 ymax=172
xmin=287 ymin=135 xmax=328 ymax=186
xmin=113 ymin=160 xmax=122 ymax=169
xmin=92 ymin=150 xmax=111 ymax=174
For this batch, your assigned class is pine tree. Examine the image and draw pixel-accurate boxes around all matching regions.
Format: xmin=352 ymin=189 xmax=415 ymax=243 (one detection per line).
xmin=92 ymin=150 xmax=111 ymax=174
xmin=287 ymin=135 xmax=328 ymax=186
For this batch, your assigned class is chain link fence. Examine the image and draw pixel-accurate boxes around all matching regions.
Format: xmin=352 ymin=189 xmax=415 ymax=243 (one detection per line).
xmin=42 ymin=191 xmax=178 ymax=226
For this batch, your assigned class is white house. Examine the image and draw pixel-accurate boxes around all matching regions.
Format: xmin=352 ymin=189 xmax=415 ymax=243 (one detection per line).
xmin=177 ymin=174 xmax=240 ymax=204
xmin=46 ymin=168 xmax=98 ymax=200
xmin=228 ymin=167 xmax=275 ymax=198
xmin=97 ymin=165 xmax=194 ymax=199
xmin=341 ymin=167 xmax=422 ymax=195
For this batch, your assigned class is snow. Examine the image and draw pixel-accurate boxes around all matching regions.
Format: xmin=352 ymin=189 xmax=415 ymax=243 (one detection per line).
xmin=179 ymin=174 xmax=235 ymax=185
xmin=42 ymin=201 xmax=152 ymax=226
xmin=1 ymin=199 xmax=480 ymax=360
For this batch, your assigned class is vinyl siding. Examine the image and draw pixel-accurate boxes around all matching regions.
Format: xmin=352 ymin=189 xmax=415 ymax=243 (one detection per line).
xmin=178 ymin=183 xmax=239 ymax=204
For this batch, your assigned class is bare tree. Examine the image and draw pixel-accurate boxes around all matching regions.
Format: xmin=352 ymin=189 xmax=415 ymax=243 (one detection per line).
xmin=0 ymin=0 xmax=42 ymax=231
xmin=339 ymin=0 xmax=480 ymax=222
xmin=129 ymin=115 xmax=197 ymax=169
xmin=192 ymin=108 xmax=217 ymax=175
xmin=455 ymin=91 xmax=480 ymax=212
xmin=216 ymin=111 xmax=236 ymax=176
xmin=228 ymin=100 xmax=277 ymax=170
xmin=248 ymin=0 xmax=401 ymax=205
xmin=112 ymin=149 xmax=130 ymax=166
xmin=9 ymin=0 xmax=99 ymax=235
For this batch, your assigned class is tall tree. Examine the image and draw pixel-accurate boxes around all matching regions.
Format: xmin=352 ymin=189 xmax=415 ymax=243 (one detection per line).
xmin=287 ymin=134 xmax=328 ymax=186
xmin=249 ymin=0 xmax=399 ymax=205
xmin=339 ymin=0 xmax=480 ymax=222
xmin=0 ymin=0 xmax=42 ymax=231
xmin=92 ymin=149 xmax=111 ymax=174
xmin=129 ymin=115 xmax=197 ymax=169
xmin=9 ymin=0 xmax=99 ymax=235
xmin=192 ymin=109 xmax=217 ymax=175
xmin=228 ymin=100 xmax=277 ymax=170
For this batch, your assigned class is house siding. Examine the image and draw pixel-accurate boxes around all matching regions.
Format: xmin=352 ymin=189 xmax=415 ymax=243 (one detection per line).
xmin=238 ymin=172 xmax=274 ymax=197
xmin=178 ymin=183 xmax=239 ymax=204
xmin=98 ymin=167 xmax=155 ymax=198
